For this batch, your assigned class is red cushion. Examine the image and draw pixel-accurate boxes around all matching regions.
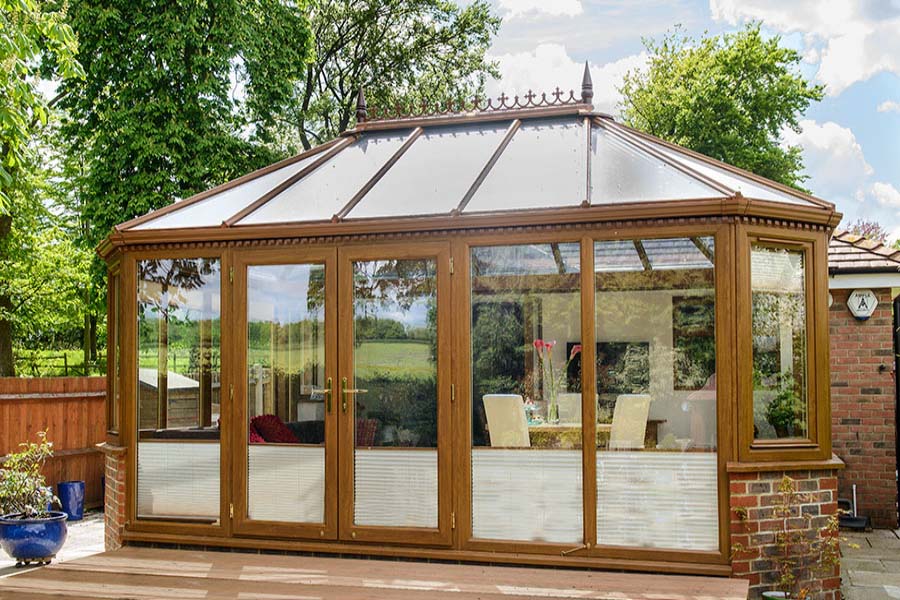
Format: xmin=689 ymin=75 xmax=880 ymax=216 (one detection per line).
xmin=248 ymin=422 xmax=265 ymax=444
xmin=251 ymin=414 xmax=299 ymax=444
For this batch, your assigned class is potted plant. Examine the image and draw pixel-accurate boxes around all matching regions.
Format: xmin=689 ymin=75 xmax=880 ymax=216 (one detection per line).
xmin=764 ymin=374 xmax=806 ymax=438
xmin=532 ymin=340 xmax=581 ymax=423
xmin=0 ymin=431 xmax=67 ymax=566
xmin=758 ymin=475 xmax=848 ymax=599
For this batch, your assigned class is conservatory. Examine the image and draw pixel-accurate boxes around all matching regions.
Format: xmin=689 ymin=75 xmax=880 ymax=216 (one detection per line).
xmin=99 ymin=73 xmax=841 ymax=577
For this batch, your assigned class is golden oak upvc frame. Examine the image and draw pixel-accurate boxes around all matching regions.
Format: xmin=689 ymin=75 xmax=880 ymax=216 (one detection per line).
xmin=104 ymin=208 xmax=837 ymax=577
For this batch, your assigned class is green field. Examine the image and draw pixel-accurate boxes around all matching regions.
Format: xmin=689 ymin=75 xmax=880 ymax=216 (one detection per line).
xmin=14 ymin=349 xmax=106 ymax=377
xmin=137 ymin=339 xmax=432 ymax=379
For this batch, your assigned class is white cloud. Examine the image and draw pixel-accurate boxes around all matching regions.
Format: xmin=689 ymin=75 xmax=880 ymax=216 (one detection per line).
xmin=872 ymin=181 xmax=900 ymax=208
xmin=498 ymin=0 xmax=583 ymax=19
xmin=709 ymin=0 xmax=900 ymax=95
xmin=781 ymin=119 xmax=872 ymax=203
xmin=487 ymin=43 xmax=647 ymax=115
xmin=877 ymin=100 xmax=900 ymax=114
xmin=783 ymin=120 xmax=900 ymax=233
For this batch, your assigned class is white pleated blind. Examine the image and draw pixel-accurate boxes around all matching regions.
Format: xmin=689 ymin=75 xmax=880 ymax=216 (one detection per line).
xmin=597 ymin=452 xmax=718 ymax=550
xmin=248 ymin=445 xmax=325 ymax=523
xmin=472 ymin=449 xmax=583 ymax=543
xmin=137 ymin=442 xmax=220 ymax=518
xmin=354 ymin=449 xmax=437 ymax=527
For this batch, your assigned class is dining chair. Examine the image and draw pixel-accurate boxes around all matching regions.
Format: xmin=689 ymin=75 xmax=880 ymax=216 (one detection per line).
xmin=483 ymin=394 xmax=531 ymax=448
xmin=609 ymin=394 xmax=652 ymax=450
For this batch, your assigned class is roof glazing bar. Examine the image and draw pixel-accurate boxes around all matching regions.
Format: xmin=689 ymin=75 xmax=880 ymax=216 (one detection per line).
xmin=597 ymin=118 xmax=736 ymax=197
xmin=334 ymin=127 xmax=423 ymax=220
xmin=223 ymin=136 xmax=355 ymax=226
xmin=454 ymin=119 xmax=521 ymax=215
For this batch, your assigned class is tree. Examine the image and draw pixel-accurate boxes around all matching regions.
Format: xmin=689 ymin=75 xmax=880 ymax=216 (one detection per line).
xmin=619 ymin=23 xmax=824 ymax=189
xmin=0 ymin=0 xmax=84 ymax=375
xmin=266 ymin=0 xmax=501 ymax=152
xmin=845 ymin=219 xmax=890 ymax=244
xmin=55 ymin=0 xmax=315 ymax=363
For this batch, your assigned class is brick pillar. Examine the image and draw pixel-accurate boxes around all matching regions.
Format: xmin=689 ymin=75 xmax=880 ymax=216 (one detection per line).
xmin=730 ymin=469 xmax=841 ymax=600
xmin=99 ymin=443 xmax=127 ymax=551
xmin=829 ymin=287 xmax=898 ymax=528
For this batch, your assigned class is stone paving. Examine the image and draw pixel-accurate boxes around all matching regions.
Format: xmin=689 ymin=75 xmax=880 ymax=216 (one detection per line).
xmin=842 ymin=529 xmax=900 ymax=600
xmin=0 ymin=510 xmax=105 ymax=578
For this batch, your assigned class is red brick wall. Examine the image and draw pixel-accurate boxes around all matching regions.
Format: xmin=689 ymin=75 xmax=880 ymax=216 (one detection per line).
xmin=829 ymin=287 xmax=898 ymax=528
xmin=102 ymin=446 xmax=127 ymax=551
xmin=730 ymin=469 xmax=840 ymax=600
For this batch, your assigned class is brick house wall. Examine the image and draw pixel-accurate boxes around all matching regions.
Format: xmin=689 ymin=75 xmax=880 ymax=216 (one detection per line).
xmin=829 ymin=287 xmax=898 ymax=529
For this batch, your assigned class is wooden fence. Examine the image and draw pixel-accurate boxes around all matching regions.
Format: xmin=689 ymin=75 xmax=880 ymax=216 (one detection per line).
xmin=0 ymin=377 xmax=106 ymax=509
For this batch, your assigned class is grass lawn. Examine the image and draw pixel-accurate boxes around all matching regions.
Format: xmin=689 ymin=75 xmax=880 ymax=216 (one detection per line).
xmin=14 ymin=349 xmax=105 ymax=377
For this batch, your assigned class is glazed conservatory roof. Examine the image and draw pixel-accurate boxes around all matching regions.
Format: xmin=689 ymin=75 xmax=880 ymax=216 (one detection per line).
xmin=118 ymin=87 xmax=833 ymax=233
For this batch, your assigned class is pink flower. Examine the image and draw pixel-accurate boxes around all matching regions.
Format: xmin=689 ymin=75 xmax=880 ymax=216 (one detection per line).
xmin=544 ymin=340 xmax=556 ymax=351
xmin=533 ymin=339 xmax=545 ymax=351
xmin=570 ymin=344 xmax=582 ymax=359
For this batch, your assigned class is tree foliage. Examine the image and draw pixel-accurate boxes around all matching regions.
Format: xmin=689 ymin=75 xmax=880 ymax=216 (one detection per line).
xmin=268 ymin=0 xmax=501 ymax=151
xmin=0 ymin=0 xmax=85 ymax=375
xmin=58 ymin=0 xmax=315 ymax=252
xmin=619 ymin=23 xmax=823 ymax=189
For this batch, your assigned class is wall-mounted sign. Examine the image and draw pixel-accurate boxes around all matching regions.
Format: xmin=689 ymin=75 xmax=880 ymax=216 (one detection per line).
xmin=847 ymin=289 xmax=878 ymax=320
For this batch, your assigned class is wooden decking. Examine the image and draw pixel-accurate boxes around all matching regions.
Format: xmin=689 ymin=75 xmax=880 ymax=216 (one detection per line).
xmin=0 ymin=546 xmax=748 ymax=600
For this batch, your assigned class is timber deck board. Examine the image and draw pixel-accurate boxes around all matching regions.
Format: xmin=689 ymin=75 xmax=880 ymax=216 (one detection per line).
xmin=0 ymin=546 xmax=748 ymax=599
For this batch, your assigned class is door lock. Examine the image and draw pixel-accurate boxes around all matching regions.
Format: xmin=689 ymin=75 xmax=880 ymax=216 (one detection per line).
xmin=341 ymin=376 xmax=367 ymax=413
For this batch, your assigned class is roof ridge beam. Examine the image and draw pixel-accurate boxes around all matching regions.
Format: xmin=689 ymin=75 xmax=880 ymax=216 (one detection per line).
xmin=334 ymin=127 xmax=423 ymax=221
xmin=223 ymin=136 xmax=355 ymax=227
xmin=454 ymin=119 xmax=521 ymax=215
xmin=597 ymin=119 xmax=737 ymax=198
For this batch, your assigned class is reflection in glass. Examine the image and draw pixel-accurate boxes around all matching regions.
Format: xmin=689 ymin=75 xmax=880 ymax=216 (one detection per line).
xmin=470 ymin=243 xmax=583 ymax=543
xmin=246 ymin=264 xmax=326 ymax=523
xmin=136 ymin=258 xmax=221 ymax=519
xmin=595 ymin=237 xmax=718 ymax=550
xmin=751 ymin=246 xmax=808 ymax=440
xmin=352 ymin=259 xmax=438 ymax=527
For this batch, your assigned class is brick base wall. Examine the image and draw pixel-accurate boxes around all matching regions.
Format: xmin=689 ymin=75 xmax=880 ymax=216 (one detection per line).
xmin=829 ymin=287 xmax=898 ymax=528
xmin=730 ymin=469 xmax=841 ymax=600
xmin=102 ymin=445 xmax=126 ymax=551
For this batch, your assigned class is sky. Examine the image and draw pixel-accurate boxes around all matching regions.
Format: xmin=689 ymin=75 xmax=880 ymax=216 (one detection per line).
xmin=471 ymin=0 xmax=900 ymax=238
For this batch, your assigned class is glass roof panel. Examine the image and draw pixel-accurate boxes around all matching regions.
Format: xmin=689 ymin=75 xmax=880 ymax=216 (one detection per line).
xmin=590 ymin=127 xmax=719 ymax=204
xmin=238 ymin=131 xmax=412 ymax=225
xmin=132 ymin=153 xmax=321 ymax=230
xmin=594 ymin=240 xmax=643 ymax=272
xmin=463 ymin=118 xmax=585 ymax=213
xmin=643 ymin=237 xmax=714 ymax=270
xmin=347 ymin=122 xmax=510 ymax=219
xmin=651 ymin=141 xmax=816 ymax=205
xmin=472 ymin=243 xmax=580 ymax=276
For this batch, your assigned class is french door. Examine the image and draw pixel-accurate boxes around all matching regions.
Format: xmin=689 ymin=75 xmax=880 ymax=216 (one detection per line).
xmin=233 ymin=243 xmax=452 ymax=546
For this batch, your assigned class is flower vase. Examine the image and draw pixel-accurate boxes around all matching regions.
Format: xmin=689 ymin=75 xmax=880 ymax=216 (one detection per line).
xmin=547 ymin=401 xmax=560 ymax=424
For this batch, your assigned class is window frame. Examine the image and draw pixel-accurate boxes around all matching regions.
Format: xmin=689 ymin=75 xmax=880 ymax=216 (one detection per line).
xmin=106 ymin=259 xmax=122 ymax=442
xmin=737 ymin=226 xmax=831 ymax=462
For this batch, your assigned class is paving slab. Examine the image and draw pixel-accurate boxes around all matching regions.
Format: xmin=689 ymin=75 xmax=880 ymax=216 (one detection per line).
xmin=842 ymin=529 xmax=900 ymax=600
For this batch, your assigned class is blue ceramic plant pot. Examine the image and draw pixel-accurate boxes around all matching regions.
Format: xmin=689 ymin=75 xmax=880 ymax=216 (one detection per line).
xmin=0 ymin=511 xmax=68 ymax=565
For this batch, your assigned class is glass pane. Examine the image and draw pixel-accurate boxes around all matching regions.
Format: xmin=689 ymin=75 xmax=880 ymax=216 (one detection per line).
xmin=653 ymin=143 xmax=816 ymax=205
xmin=352 ymin=259 xmax=438 ymax=528
xmin=246 ymin=264 xmax=326 ymax=523
xmin=239 ymin=131 xmax=413 ymax=225
xmin=463 ymin=119 xmax=585 ymax=213
xmin=136 ymin=258 xmax=221 ymax=520
xmin=109 ymin=273 xmax=120 ymax=433
xmin=751 ymin=245 xmax=808 ymax=440
xmin=471 ymin=243 xmax=583 ymax=544
xmin=595 ymin=237 xmax=718 ymax=551
xmin=133 ymin=153 xmax=320 ymax=230
xmin=348 ymin=123 xmax=510 ymax=219
xmin=591 ymin=127 xmax=718 ymax=204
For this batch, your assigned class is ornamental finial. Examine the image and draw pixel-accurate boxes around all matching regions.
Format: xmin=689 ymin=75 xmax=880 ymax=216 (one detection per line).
xmin=581 ymin=61 xmax=593 ymax=105
xmin=356 ymin=87 xmax=368 ymax=123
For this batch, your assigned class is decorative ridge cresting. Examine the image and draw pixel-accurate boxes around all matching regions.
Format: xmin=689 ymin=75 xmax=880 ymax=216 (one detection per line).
xmin=362 ymin=87 xmax=589 ymax=123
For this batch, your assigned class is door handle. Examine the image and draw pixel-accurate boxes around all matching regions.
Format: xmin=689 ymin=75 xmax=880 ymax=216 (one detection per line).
xmin=341 ymin=377 xmax=368 ymax=413
xmin=318 ymin=377 xmax=332 ymax=413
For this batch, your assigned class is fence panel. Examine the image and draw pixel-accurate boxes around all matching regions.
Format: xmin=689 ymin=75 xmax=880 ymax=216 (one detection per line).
xmin=0 ymin=377 xmax=106 ymax=509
